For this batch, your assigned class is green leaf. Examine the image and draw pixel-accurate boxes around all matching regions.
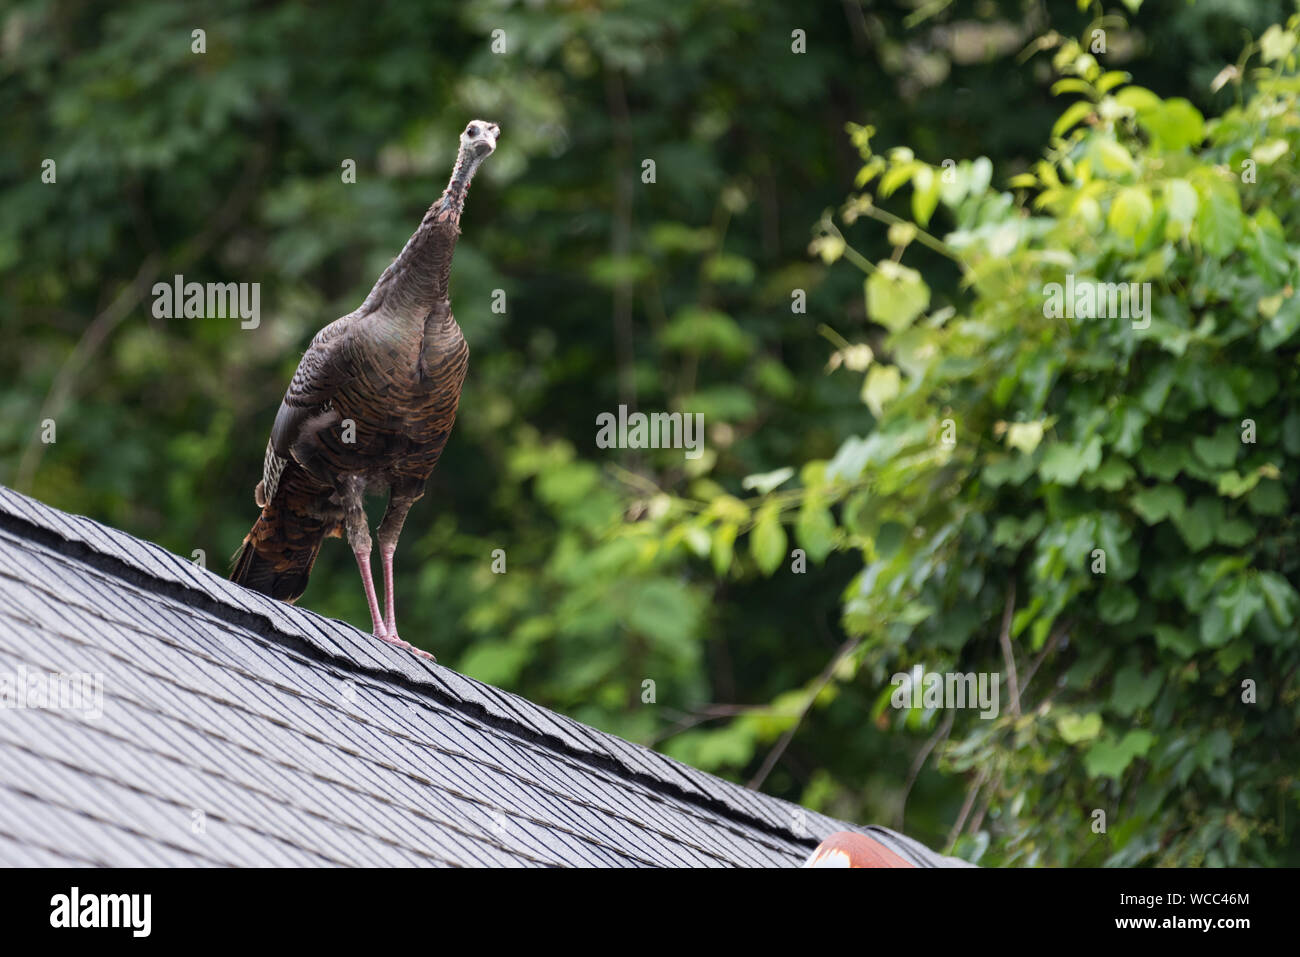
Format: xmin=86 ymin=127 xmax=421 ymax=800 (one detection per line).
xmin=795 ymin=501 xmax=836 ymax=563
xmin=1284 ymin=412 xmax=1300 ymax=456
xmin=711 ymin=522 xmax=738 ymax=576
xmin=1111 ymin=665 xmax=1162 ymax=716
xmin=659 ymin=307 xmax=754 ymax=360
xmin=1216 ymin=467 xmax=1271 ymax=498
xmin=1154 ymin=625 xmax=1197 ymax=659
xmin=1207 ymin=375 xmax=1243 ymax=416
xmin=1195 ymin=181 xmax=1244 ymax=258
xmin=682 ymin=524 xmax=712 ymax=558
xmin=1094 ymin=138 xmax=1136 ymax=176
xmin=874 ymin=521 xmax=906 ymax=558
xmin=1246 ymin=479 xmax=1287 ymax=515
xmin=865 ymin=261 xmax=930 ymax=331
xmin=1039 ymin=436 xmax=1103 ymax=486
xmin=1085 ymin=458 xmax=1136 ymax=491
xmin=1057 ymin=712 xmax=1103 ymax=744
xmin=1132 ymin=485 xmax=1185 ymax=524
xmin=703 ymin=253 xmax=757 ymax=285
xmin=1108 ymin=187 xmax=1153 ymax=239
xmin=854 ymin=156 xmax=886 ymax=188
xmin=1199 ymin=604 xmax=1233 ymax=648
xmin=1052 ymin=100 xmax=1094 ymax=139
xmin=984 ymin=453 xmax=1038 ymax=487
xmin=1140 ymin=98 xmax=1204 ymax=151
xmin=741 ymin=467 xmax=795 ymax=495
xmin=1098 ymin=585 xmax=1139 ymax=624
xmin=648 ymin=222 xmax=715 ymax=253
xmin=1192 ymin=426 xmax=1239 ymax=468
xmin=1251 ymin=139 xmax=1289 ymax=165
xmin=1096 ymin=71 xmax=1130 ymax=95
xmin=625 ymin=579 xmax=704 ymax=653
xmin=1260 ymin=24 xmax=1296 ymax=63
xmin=862 ymin=364 xmax=903 ymax=418
xmin=1114 ymin=86 xmax=1163 ymax=114
xmin=1171 ymin=497 xmax=1221 ymax=552
xmin=1261 ymin=292 xmax=1300 ymax=350
xmin=589 ymin=254 xmax=653 ymax=285
xmin=911 ymin=164 xmax=941 ymax=227
xmin=1217 ymin=516 xmax=1254 ymax=546
xmin=993 ymin=511 xmax=1045 ymax=548
xmin=750 ymin=507 xmax=787 ymax=576
xmin=1108 ymin=403 xmax=1148 ymax=456
xmin=1005 ymin=420 xmax=1046 ymax=454
xmin=1217 ymin=577 xmax=1264 ymax=635
xmin=1137 ymin=443 xmax=1189 ymax=481
xmin=1138 ymin=362 xmax=1177 ymax=414
xmin=1215 ymin=639 xmax=1252 ymax=674
xmin=1051 ymin=78 xmax=1095 ymax=98
xmin=879 ymin=160 xmax=917 ymax=198
xmin=1085 ymin=730 xmax=1156 ymax=780
xmin=1258 ymin=571 xmax=1298 ymax=627
xmin=1162 ymin=178 xmax=1198 ymax=225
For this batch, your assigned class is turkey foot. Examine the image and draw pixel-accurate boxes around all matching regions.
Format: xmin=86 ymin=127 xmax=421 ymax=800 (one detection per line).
xmin=373 ymin=629 xmax=436 ymax=662
xmin=352 ymin=543 xmax=435 ymax=661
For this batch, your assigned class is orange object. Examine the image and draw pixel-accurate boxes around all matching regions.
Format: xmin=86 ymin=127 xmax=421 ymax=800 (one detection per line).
xmin=804 ymin=831 xmax=916 ymax=868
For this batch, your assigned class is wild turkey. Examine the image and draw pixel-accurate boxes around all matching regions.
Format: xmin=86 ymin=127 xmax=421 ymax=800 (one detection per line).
xmin=232 ymin=120 xmax=500 ymax=660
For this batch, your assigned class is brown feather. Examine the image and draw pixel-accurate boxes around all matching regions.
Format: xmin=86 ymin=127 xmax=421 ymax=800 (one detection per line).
xmin=232 ymin=119 xmax=494 ymax=614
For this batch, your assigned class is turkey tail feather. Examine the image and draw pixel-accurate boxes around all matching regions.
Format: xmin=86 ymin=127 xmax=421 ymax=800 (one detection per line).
xmin=230 ymin=522 xmax=323 ymax=603
xmin=231 ymin=463 xmax=334 ymax=603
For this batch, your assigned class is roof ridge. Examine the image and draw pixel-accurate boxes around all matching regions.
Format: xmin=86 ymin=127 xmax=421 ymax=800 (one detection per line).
xmin=0 ymin=486 xmax=871 ymax=859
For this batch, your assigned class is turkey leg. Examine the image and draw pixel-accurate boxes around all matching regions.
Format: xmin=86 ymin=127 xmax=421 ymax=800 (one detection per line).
xmin=376 ymin=485 xmax=424 ymax=646
xmin=341 ymin=476 xmax=432 ymax=659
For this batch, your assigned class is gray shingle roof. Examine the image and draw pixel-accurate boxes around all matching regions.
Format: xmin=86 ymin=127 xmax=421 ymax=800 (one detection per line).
xmin=0 ymin=485 xmax=964 ymax=867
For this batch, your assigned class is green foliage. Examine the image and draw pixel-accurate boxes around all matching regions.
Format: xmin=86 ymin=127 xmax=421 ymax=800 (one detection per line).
xmin=642 ymin=23 xmax=1300 ymax=864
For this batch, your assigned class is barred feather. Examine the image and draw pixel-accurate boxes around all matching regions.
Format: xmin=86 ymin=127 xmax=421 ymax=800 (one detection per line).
xmin=232 ymin=120 xmax=493 ymax=604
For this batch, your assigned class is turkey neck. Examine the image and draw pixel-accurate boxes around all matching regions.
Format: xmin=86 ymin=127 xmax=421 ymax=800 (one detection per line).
xmin=360 ymin=143 xmax=488 ymax=323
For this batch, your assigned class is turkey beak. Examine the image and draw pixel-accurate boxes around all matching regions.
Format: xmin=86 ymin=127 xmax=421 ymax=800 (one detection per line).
xmin=485 ymin=123 xmax=500 ymax=152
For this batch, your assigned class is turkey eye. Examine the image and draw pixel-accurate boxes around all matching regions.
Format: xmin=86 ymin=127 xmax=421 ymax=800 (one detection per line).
xmin=467 ymin=125 xmax=479 ymax=137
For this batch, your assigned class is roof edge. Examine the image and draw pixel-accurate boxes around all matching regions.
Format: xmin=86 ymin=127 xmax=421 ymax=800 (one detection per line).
xmin=0 ymin=486 xmax=910 ymax=861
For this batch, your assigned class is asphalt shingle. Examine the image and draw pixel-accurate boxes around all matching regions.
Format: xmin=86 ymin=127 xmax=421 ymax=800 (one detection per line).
xmin=0 ymin=486 xmax=966 ymax=867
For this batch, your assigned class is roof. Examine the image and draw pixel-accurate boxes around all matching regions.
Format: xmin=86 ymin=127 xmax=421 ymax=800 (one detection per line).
xmin=0 ymin=485 xmax=967 ymax=867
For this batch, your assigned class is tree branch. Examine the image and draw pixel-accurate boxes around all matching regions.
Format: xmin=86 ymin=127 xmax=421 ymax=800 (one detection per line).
xmin=747 ymin=636 xmax=860 ymax=790
xmin=896 ymin=709 xmax=955 ymax=831
xmin=999 ymin=581 xmax=1021 ymax=717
